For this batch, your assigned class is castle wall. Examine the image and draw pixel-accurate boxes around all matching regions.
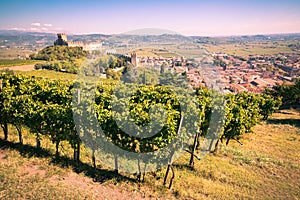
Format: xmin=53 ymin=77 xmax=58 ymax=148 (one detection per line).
xmin=54 ymin=33 xmax=102 ymax=51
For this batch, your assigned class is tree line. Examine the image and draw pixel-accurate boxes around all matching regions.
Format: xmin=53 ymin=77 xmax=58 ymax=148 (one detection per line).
xmin=266 ymin=78 xmax=300 ymax=108
xmin=30 ymin=46 xmax=130 ymax=75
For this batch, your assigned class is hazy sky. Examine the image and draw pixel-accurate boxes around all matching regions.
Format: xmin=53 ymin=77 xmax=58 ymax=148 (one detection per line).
xmin=0 ymin=0 xmax=300 ymax=36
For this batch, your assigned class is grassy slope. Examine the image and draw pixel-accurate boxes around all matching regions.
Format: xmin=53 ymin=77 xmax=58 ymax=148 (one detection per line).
xmin=15 ymin=70 xmax=77 ymax=80
xmin=0 ymin=59 xmax=44 ymax=68
xmin=0 ymin=110 xmax=299 ymax=200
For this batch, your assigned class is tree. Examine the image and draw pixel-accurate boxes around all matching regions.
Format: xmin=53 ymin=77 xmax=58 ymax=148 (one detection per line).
xmin=259 ymin=94 xmax=282 ymax=120
xmin=160 ymin=63 xmax=166 ymax=74
xmin=267 ymin=78 xmax=300 ymax=108
xmin=121 ymin=63 xmax=139 ymax=83
xmin=106 ymin=69 xmax=121 ymax=80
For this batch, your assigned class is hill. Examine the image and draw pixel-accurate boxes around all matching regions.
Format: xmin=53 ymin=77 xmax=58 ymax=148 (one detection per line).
xmin=0 ymin=109 xmax=299 ymax=199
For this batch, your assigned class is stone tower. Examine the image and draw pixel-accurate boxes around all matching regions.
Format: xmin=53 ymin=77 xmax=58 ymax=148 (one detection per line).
xmin=58 ymin=33 xmax=67 ymax=41
xmin=131 ymin=52 xmax=138 ymax=67
xmin=54 ymin=33 xmax=68 ymax=46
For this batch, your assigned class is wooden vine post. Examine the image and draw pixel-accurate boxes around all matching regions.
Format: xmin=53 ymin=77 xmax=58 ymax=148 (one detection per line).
xmin=164 ymin=113 xmax=184 ymax=189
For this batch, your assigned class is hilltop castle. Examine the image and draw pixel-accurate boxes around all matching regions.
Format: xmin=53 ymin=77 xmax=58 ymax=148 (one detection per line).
xmin=54 ymin=33 xmax=102 ymax=51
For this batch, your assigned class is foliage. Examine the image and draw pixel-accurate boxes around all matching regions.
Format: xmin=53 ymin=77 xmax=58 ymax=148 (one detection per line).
xmin=30 ymin=46 xmax=87 ymax=73
xmin=121 ymin=65 xmax=160 ymax=84
xmin=0 ymin=59 xmax=43 ymax=67
xmin=267 ymin=78 xmax=300 ymax=108
xmin=106 ymin=68 xmax=122 ymax=80
xmin=30 ymin=46 xmax=87 ymax=61
xmin=0 ymin=73 xmax=282 ymax=175
xmin=95 ymin=55 xmax=128 ymax=72
xmin=222 ymin=92 xmax=261 ymax=145
xmin=258 ymin=93 xmax=282 ymax=120
xmin=31 ymin=47 xmax=130 ymax=75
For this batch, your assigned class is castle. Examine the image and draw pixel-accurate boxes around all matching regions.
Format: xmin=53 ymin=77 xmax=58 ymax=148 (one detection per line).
xmin=54 ymin=33 xmax=102 ymax=51
xmin=54 ymin=33 xmax=139 ymax=66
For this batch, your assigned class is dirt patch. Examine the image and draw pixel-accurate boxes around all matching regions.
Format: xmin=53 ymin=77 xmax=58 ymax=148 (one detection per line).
xmin=19 ymin=162 xmax=47 ymax=177
xmin=49 ymin=172 xmax=150 ymax=200
xmin=0 ymin=150 xmax=8 ymax=162
xmin=1 ymin=64 xmax=35 ymax=71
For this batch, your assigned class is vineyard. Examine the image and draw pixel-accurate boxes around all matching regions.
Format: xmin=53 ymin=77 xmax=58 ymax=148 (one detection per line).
xmin=0 ymin=73 xmax=282 ymax=188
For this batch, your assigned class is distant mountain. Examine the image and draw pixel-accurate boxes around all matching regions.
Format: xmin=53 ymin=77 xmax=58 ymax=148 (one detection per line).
xmin=121 ymin=28 xmax=179 ymax=36
xmin=110 ymin=28 xmax=193 ymax=44
xmin=69 ymin=33 xmax=112 ymax=43
xmin=1 ymin=29 xmax=299 ymax=51
xmin=193 ymin=33 xmax=300 ymax=45
xmin=112 ymin=34 xmax=192 ymax=44
xmin=0 ymin=30 xmax=55 ymax=37
xmin=0 ymin=30 xmax=56 ymax=49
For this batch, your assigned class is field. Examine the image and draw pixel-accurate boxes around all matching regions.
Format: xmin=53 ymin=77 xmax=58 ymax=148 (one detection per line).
xmin=0 ymin=48 xmax=34 ymax=60
xmin=172 ymin=49 xmax=208 ymax=58
xmin=0 ymin=59 xmax=46 ymax=72
xmin=15 ymin=70 xmax=77 ymax=80
xmin=132 ymin=48 xmax=157 ymax=57
xmin=0 ymin=110 xmax=299 ymax=199
xmin=205 ymin=42 xmax=294 ymax=56
xmin=0 ymin=59 xmax=44 ymax=68
xmin=132 ymin=48 xmax=180 ymax=58
xmin=169 ymin=45 xmax=210 ymax=59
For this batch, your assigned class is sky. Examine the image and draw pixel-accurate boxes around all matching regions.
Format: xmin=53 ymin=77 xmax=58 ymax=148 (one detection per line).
xmin=0 ymin=0 xmax=300 ymax=36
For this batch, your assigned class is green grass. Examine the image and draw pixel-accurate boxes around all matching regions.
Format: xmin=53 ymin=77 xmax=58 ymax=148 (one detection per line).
xmin=16 ymin=70 xmax=111 ymax=82
xmin=16 ymin=70 xmax=77 ymax=80
xmin=131 ymin=48 xmax=180 ymax=58
xmin=0 ymin=59 xmax=44 ymax=67
xmin=0 ymin=110 xmax=299 ymax=199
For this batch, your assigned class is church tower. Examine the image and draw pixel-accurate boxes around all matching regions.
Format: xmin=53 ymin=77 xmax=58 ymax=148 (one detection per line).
xmin=131 ymin=52 xmax=138 ymax=67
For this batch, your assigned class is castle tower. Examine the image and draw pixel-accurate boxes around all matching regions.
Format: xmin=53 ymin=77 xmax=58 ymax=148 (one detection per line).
xmin=58 ymin=33 xmax=67 ymax=41
xmin=131 ymin=52 xmax=138 ymax=67
xmin=54 ymin=33 xmax=68 ymax=46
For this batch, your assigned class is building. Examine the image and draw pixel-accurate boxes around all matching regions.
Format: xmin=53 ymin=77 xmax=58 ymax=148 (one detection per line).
xmin=54 ymin=33 xmax=68 ymax=46
xmin=131 ymin=52 xmax=138 ymax=67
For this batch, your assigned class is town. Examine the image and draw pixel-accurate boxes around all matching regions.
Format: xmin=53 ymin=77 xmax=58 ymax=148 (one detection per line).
xmin=120 ymin=50 xmax=300 ymax=93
